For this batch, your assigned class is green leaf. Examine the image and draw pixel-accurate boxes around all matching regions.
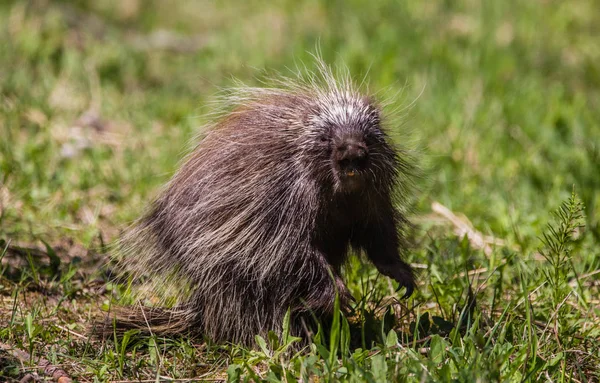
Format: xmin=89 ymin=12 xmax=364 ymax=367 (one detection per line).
xmin=328 ymin=292 xmax=341 ymax=367
xmin=370 ymin=354 xmax=388 ymax=383
xmin=226 ymin=364 xmax=242 ymax=382
xmin=147 ymin=337 xmax=157 ymax=366
xmin=25 ymin=313 xmax=34 ymax=339
xmin=429 ymin=335 xmax=446 ymax=364
xmin=316 ymin=343 xmax=330 ymax=360
xmin=341 ymin=315 xmax=351 ymax=356
xmin=385 ymin=329 xmax=398 ymax=348
xmin=255 ymin=335 xmax=271 ymax=358
xmin=282 ymin=307 xmax=291 ymax=344
xmin=545 ymin=352 xmax=564 ymax=368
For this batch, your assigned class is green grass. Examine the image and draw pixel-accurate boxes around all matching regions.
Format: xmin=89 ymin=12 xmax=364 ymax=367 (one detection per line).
xmin=1 ymin=0 xmax=599 ymax=381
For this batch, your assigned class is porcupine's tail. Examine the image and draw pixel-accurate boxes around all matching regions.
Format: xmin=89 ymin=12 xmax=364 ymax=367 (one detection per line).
xmin=95 ymin=303 xmax=200 ymax=338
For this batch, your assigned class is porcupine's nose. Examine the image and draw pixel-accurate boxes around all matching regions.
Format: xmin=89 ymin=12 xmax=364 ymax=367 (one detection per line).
xmin=336 ymin=137 xmax=369 ymax=173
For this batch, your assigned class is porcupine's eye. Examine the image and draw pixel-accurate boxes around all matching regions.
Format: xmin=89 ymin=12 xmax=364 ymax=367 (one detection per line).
xmin=318 ymin=123 xmax=332 ymax=143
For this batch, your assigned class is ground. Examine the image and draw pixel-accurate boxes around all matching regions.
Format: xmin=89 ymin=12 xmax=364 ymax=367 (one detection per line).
xmin=1 ymin=0 xmax=599 ymax=381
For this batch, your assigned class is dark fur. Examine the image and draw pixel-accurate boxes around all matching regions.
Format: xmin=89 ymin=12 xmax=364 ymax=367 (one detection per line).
xmin=107 ymin=66 xmax=415 ymax=346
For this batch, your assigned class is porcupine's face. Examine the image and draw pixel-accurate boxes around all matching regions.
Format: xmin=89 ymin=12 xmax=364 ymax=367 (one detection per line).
xmin=310 ymin=95 xmax=388 ymax=194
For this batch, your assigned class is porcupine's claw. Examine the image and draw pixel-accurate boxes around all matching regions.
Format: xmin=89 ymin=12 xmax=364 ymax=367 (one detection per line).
xmin=399 ymin=282 xmax=414 ymax=299
xmin=390 ymin=267 xmax=415 ymax=299
xmin=394 ymin=281 xmax=414 ymax=299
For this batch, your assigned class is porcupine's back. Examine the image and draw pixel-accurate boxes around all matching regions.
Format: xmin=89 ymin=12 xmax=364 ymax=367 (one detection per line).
xmin=112 ymin=87 xmax=334 ymax=344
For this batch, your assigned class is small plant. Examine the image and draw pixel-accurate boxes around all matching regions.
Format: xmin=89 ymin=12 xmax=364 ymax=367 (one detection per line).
xmin=24 ymin=311 xmax=42 ymax=363
xmin=538 ymin=190 xmax=585 ymax=327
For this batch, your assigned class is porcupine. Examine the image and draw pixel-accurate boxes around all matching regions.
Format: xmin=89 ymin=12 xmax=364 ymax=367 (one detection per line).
xmin=107 ymin=62 xmax=416 ymax=347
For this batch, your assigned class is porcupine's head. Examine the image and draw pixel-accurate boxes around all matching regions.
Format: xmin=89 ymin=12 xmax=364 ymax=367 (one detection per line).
xmin=299 ymin=87 xmax=399 ymax=195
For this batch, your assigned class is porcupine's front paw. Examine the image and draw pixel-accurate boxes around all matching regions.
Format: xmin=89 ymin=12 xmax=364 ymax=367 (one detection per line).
xmin=376 ymin=263 xmax=415 ymax=299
